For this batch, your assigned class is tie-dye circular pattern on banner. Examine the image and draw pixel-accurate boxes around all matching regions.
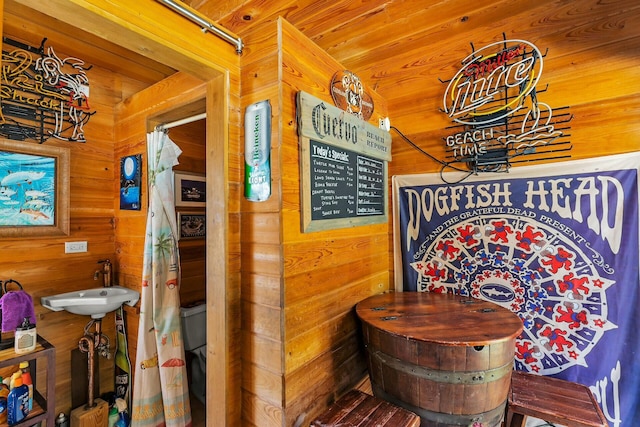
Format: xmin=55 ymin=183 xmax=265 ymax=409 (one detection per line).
xmin=409 ymin=214 xmax=616 ymax=376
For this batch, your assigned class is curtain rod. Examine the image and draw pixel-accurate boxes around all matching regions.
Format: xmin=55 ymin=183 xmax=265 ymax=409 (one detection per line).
xmin=156 ymin=112 xmax=207 ymax=131
xmin=156 ymin=0 xmax=244 ymax=54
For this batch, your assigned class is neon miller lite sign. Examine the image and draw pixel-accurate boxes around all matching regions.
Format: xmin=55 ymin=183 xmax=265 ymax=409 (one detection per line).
xmin=441 ymin=39 xmax=566 ymax=164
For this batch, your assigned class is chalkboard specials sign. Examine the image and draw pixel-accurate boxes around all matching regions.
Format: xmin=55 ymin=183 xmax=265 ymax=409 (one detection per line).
xmin=296 ymin=91 xmax=392 ymax=232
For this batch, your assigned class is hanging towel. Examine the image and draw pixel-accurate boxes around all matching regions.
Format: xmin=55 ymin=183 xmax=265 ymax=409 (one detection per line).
xmin=0 ymin=290 xmax=36 ymax=332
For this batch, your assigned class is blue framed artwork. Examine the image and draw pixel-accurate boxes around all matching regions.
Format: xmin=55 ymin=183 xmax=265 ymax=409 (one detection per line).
xmin=120 ymin=154 xmax=142 ymax=210
xmin=0 ymin=140 xmax=69 ymax=237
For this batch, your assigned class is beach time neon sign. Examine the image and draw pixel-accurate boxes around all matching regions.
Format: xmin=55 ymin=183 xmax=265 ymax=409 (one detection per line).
xmin=441 ymin=39 xmax=571 ymax=171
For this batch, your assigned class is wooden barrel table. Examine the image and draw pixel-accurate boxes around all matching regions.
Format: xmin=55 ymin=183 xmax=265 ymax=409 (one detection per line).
xmin=356 ymin=292 xmax=523 ymax=427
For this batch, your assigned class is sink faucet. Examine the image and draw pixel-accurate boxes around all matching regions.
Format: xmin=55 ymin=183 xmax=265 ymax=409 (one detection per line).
xmin=94 ymin=259 xmax=113 ymax=287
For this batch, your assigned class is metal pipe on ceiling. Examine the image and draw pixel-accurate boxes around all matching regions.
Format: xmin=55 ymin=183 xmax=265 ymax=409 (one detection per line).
xmin=156 ymin=0 xmax=244 ymax=54
xmin=156 ymin=112 xmax=207 ymax=131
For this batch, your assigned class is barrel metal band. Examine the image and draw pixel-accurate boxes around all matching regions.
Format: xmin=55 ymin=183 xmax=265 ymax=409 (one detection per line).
xmin=373 ymin=384 xmax=506 ymax=426
xmin=370 ymin=349 xmax=513 ymax=384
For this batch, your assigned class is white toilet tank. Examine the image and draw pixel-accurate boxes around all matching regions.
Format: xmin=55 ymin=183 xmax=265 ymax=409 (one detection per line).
xmin=180 ymin=302 xmax=206 ymax=351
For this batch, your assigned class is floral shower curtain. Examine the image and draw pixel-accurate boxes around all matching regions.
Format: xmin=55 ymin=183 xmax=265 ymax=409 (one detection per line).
xmin=131 ymin=130 xmax=192 ymax=426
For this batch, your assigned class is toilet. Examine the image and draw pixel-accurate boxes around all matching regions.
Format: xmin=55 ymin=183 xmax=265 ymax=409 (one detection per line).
xmin=180 ymin=302 xmax=206 ymax=405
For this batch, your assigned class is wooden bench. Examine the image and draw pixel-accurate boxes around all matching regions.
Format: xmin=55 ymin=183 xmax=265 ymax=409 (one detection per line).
xmin=310 ymin=389 xmax=421 ymax=427
xmin=506 ymin=371 xmax=609 ymax=427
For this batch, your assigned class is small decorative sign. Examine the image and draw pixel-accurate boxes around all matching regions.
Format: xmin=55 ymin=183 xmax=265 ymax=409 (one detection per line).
xmin=440 ymin=38 xmax=572 ymax=172
xmin=177 ymin=211 xmax=206 ymax=240
xmin=297 ymin=91 xmax=391 ymax=232
xmin=330 ymin=70 xmax=374 ymax=121
xmin=297 ymin=91 xmax=391 ymax=162
xmin=174 ymin=172 xmax=206 ymax=208
xmin=244 ymin=100 xmax=272 ymax=202
xmin=119 ymin=154 xmax=142 ymax=210
xmin=1 ymin=37 xmax=96 ymax=143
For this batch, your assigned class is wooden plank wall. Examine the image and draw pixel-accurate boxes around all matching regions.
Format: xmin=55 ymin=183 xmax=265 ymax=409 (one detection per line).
xmin=239 ymin=17 xmax=391 ymax=426
xmin=238 ymin=19 xmax=284 ymax=427
xmin=2 ymin=1 xmax=243 ymax=425
xmin=279 ymin=20 xmax=391 ymax=425
xmin=386 ymin=1 xmax=640 ymax=175
xmin=0 ymin=12 xmax=150 ymax=417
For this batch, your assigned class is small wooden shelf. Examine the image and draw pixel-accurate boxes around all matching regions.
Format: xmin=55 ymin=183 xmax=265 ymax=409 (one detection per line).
xmin=0 ymin=335 xmax=55 ymax=427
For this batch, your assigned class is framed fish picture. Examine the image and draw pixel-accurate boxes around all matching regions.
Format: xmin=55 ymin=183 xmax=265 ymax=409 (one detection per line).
xmin=0 ymin=140 xmax=70 ymax=237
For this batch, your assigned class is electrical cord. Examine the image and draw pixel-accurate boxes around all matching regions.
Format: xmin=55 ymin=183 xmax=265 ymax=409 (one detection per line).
xmin=389 ymin=125 xmax=475 ymax=184
xmin=390 ymin=125 xmax=447 ymax=167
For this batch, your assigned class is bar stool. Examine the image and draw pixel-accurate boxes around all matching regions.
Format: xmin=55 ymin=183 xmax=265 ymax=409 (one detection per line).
xmin=310 ymin=389 xmax=421 ymax=427
xmin=506 ymin=371 xmax=609 ymax=427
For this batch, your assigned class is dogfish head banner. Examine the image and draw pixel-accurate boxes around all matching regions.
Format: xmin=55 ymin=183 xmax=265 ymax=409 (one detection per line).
xmin=393 ymin=153 xmax=640 ymax=426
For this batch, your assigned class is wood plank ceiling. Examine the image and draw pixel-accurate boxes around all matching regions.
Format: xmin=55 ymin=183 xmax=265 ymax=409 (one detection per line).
xmin=3 ymin=0 xmax=176 ymax=87
xmin=8 ymin=0 xmax=638 ymax=163
xmin=187 ymin=0 xmax=640 ymax=166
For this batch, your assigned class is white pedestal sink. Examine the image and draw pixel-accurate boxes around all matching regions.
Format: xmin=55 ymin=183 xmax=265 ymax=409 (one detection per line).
xmin=41 ymin=286 xmax=140 ymax=319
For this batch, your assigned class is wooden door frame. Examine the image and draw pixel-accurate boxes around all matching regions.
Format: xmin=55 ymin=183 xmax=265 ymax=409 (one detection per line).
xmin=205 ymin=75 xmax=230 ymax=426
xmin=148 ymin=80 xmax=229 ymax=424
